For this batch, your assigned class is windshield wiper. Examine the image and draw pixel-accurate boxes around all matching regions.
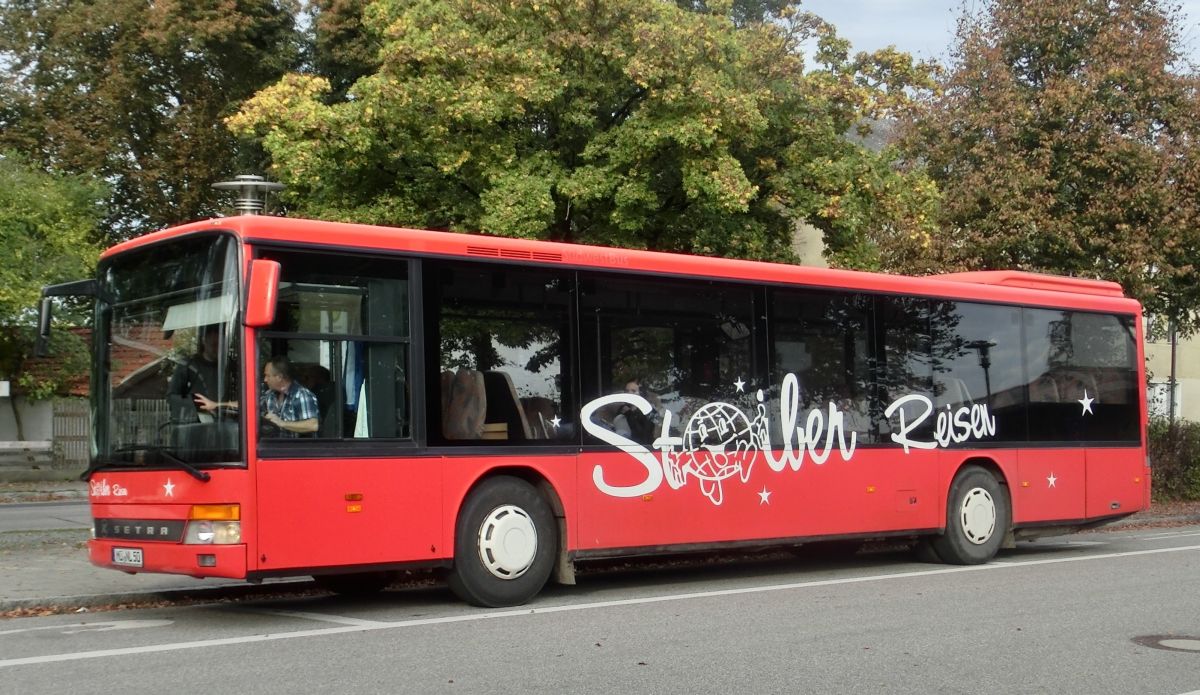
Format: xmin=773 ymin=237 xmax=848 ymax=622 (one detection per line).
xmin=79 ymin=458 xmax=125 ymax=482
xmin=102 ymin=446 xmax=212 ymax=482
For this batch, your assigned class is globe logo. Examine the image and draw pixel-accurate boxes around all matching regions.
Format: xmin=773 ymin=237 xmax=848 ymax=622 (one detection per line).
xmin=679 ymin=402 xmax=757 ymax=504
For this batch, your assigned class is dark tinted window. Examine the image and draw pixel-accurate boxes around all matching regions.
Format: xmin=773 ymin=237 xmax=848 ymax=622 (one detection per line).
xmin=931 ymin=302 xmax=1026 ymax=444
xmin=769 ymin=289 xmax=874 ymax=443
xmin=580 ymin=275 xmax=757 ymax=446
xmin=1024 ymin=309 xmax=1139 ymax=442
xmin=876 ymin=297 xmax=934 ymax=443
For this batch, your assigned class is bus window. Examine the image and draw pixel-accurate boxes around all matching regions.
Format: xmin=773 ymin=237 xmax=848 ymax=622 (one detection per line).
xmin=931 ymin=301 xmax=1026 ymax=444
xmin=768 ymin=289 xmax=873 ymax=444
xmin=1025 ymin=308 xmax=1138 ymax=442
xmin=579 ymin=275 xmax=757 ymax=445
xmin=256 ymin=251 xmax=411 ymax=442
xmin=426 ymin=262 xmax=573 ymax=444
xmin=875 ymin=296 xmax=934 ymax=442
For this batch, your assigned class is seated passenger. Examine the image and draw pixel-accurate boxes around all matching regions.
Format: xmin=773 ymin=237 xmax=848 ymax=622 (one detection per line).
xmin=614 ymin=377 xmax=663 ymax=445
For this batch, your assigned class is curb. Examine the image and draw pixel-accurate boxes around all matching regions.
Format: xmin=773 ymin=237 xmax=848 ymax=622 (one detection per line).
xmin=0 ymin=578 xmax=319 ymax=613
xmin=1103 ymin=513 xmax=1200 ymax=528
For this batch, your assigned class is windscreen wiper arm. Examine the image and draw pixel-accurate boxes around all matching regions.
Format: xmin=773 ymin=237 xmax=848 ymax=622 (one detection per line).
xmin=79 ymin=458 xmax=124 ymax=482
xmin=159 ymin=449 xmax=211 ymax=482
xmin=102 ymin=446 xmax=212 ymax=482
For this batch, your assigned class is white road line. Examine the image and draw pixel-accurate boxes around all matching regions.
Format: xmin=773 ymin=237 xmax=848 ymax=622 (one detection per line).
xmin=3 ymin=542 xmax=1199 ymax=669
xmin=1137 ymin=531 xmax=1200 ymax=541
xmin=252 ymin=610 xmax=388 ymax=626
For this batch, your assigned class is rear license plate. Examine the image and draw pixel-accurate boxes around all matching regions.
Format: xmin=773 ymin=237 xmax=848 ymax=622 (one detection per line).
xmin=112 ymin=547 xmax=143 ymax=567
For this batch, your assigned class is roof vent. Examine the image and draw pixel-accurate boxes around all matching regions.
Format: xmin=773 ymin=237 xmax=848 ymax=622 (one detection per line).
xmin=212 ymin=175 xmax=285 ymax=215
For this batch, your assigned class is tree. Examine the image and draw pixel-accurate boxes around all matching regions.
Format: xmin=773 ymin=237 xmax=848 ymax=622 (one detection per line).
xmin=895 ymin=0 xmax=1200 ymax=330
xmin=0 ymin=153 xmax=103 ymax=438
xmin=230 ymin=0 xmax=939 ymax=264
xmin=0 ymin=0 xmax=302 ymax=241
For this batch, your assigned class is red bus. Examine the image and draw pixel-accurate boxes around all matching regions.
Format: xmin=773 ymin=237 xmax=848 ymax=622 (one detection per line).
xmin=43 ymin=214 xmax=1148 ymax=607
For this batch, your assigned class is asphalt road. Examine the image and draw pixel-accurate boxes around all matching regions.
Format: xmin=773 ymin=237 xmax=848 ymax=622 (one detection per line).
xmin=1 ymin=525 xmax=1198 ymax=695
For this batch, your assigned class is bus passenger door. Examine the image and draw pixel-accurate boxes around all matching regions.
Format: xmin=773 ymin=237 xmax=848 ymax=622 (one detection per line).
xmin=255 ymin=457 xmax=442 ymax=571
xmin=248 ymin=250 xmax=435 ymax=571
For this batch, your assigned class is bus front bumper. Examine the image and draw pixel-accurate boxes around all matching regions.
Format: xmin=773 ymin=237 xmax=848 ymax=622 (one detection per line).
xmin=88 ymin=538 xmax=247 ymax=579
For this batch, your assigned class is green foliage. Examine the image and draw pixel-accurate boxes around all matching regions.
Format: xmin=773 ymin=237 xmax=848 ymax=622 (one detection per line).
xmin=1149 ymin=418 xmax=1200 ymax=501
xmin=0 ymin=154 xmax=103 ymax=397
xmin=230 ymin=0 xmax=939 ymax=264
xmin=16 ymin=329 xmax=91 ymax=402
xmin=895 ymin=0 xmax=1200 ymax=329
xmin=0 ymin=154 xmax=103 ymax=325
xmin=0 ymin=0 xmax=303 ymax=240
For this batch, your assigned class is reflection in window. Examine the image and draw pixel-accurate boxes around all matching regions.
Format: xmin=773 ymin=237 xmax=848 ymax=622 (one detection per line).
xmin=931 ymin=302 xmax=1026 ymax=443
xmin=877 ymin=297 xmax=933 ymax=441
xmin=1024 ymin=309 xmax=1138 ymax=442
xmin=100 ymin=234 xmax=241 ymax=465
xmin=428 ymin=263 xmax=572 ymax=444
xmin=769 ymin=289 xmax=872 ymax=443
xmin=581 ymin=276 xmax=756 ymax=445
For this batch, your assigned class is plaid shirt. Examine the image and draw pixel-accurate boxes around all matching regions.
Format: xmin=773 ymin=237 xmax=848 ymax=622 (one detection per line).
xmin=260 ymin=381 xmax=320 ymax=438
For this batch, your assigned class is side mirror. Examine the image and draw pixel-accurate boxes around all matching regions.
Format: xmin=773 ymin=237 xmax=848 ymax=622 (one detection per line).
xmin=245 ymin=259 xmax=281 ymax=327
xmin=35 ymin=278 xmax=97 ymax=357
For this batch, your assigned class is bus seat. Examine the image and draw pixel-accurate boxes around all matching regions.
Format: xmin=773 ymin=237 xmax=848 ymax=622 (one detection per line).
xmin=440 ymin=370 xmax=453 ymax=421
xmin=443 ymin=369 xmax=487 ymax=439
xmin=521 ymin=397 xmax=557 ymax=439
xmin=482 ymin=371 xmax=532 ymax=440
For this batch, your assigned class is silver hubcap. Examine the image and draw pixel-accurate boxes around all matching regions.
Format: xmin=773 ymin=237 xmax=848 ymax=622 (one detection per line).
xmin=477 ymin=504 xmax=537 ymax=579
xmin=959 ymin=487 xmax=996 ymax=545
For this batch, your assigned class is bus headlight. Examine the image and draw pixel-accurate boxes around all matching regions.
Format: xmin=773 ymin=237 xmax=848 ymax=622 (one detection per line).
xmin=184 ymin=520 xmax=242 ymax=544
xmin=184 ymin=504 xmax=240 ymax=544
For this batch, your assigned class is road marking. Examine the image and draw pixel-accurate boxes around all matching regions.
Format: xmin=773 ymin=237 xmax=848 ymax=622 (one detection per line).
xmin=251 ymin=609 xmax=388 ymax=626
xmin=1137 ymin=531 xmax=1200 ymax=541
xmin=0 ymin=620 xmax=173 ymax=637
xmin=3 ymin=542 xmax=1199 ymax=669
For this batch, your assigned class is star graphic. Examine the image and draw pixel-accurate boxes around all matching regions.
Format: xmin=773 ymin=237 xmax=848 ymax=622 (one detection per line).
xmin=1047 ymin=473 xmax=1057 ymax=488
xmin=734 ymin=377 xmax=746 ymax=393
xmin=1078 ymin=389 xmax=1095 ymax=416
xmin=163 ymin=478 xmax=175 ymax=497
xmin=758 ymin=486 xmax=772 ymax=505
xmin=550 ymin=416 xmax=561 ymax=429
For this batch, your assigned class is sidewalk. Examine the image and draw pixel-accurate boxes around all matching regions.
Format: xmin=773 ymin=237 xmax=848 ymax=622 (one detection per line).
xmin=0 ymin=481 xmax=315 ymax=615
xmin=2 ymin=483 xmax=1199 ymax=616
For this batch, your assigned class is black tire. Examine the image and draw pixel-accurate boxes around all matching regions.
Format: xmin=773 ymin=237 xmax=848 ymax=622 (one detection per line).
xmin=449 ymin=476 xmax=557 ymax=607
xmin=931 ymin=465 xmax=1010 ymax=565
xmin=313 ymin=571 xmax=394 ymax=595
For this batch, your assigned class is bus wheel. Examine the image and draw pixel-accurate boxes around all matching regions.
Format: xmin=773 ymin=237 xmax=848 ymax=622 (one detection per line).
xmin=313 ymin=571 xmax=393 ymax=595
xmin=931 ymin=465 xmax=1010 ymax=565
xmin=449 ymin=476 xmax=557 ymax=607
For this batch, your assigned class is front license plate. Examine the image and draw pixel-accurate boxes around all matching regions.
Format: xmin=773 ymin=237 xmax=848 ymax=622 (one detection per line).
xmin=112 ymin=547 xmax=143 ymax=567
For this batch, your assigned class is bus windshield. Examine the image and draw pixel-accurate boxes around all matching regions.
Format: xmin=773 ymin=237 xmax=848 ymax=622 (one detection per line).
xmin=95 ymin=234 xmax=242 ymax=469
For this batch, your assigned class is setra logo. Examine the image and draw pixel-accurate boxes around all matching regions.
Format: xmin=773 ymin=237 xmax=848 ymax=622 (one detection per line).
xmin=89 ymin=478 xmax=128 ymax=497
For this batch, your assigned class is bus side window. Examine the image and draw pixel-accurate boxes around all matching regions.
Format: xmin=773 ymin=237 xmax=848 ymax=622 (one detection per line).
xmin=256 ymin=251 xmax=412 ymax=443
xmin=426 ymin=262 xmax=574 ymax=445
